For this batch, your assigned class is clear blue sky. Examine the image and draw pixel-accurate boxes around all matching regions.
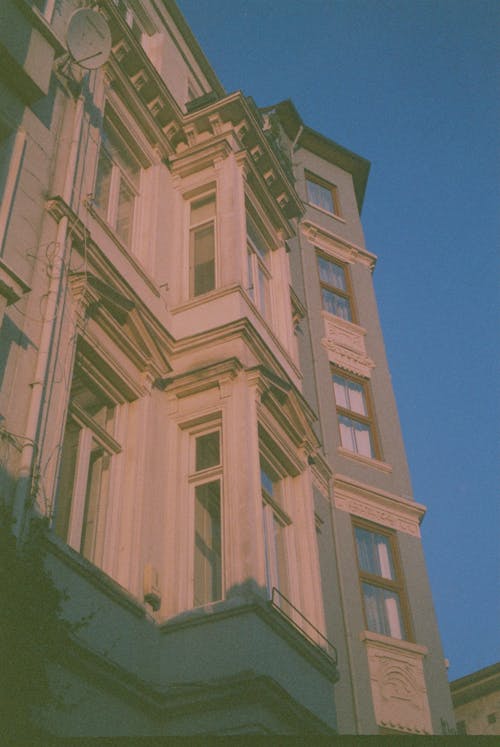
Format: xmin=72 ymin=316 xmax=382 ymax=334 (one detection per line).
xmin=177 ymin=0 xmax=499 ymax=681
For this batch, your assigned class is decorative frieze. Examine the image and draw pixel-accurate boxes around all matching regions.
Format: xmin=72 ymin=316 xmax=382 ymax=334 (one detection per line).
xmin=301 ymin=220 xmax=377 ymax=269
xmin=361 ymin=631 xmax=432 ymax=734
xmin=321 ymin=312 xmax=375 ymax=378
xmin=333 ymin=474 xmax=425 ymax=537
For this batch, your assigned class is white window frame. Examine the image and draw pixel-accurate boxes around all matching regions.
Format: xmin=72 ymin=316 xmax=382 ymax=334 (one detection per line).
xmin=188 ymin=191 xmax=217 ymax=298
xmin=188 ymin=422 xmax=224 ymax=607
xmin=94 ymin=116 xmax=141 ymax=248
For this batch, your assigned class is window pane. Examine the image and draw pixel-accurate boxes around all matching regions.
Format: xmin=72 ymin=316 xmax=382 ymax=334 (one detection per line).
xmin=362 ymin=583 xmax=404 ymax=639
xmin=347 ymin=381 xmax=367 ymax=416
xmin=307 ymin=179 xmax=335 ymax=213
xmin=321 ymin=288 xmax=351 ymax=320
xmin=247 ymin=251 xmax=255 ymax=300
xmin=192 ymin=224 xmax=215 ymax=296
xmin=94 ymin=150 xmax=112 ymax=215
xmin=195 ymin=431 xmax=220 ymax=471
xmin=318 ymin=256 xmax=347 ymax=291
xmin=54 ymin=421 xmax=80 ymax=541
xmin=116 ymin=178 xmax=134 ymax=245
xmin=338 ymin=415 xmax=374 ymax=457
xmin=80 ymin=444 xmax=109 ymax=562
xmin=333 ymin=376 xmax=348 ymax=408
xmin=258 ymin=262 xmax=268 ymax=318
xmin=194 ymin=480 xmax=222 ymax=606
xmin=355 ymin=527 xmax=396 ymax=580
xmin=273 ymin=513 xmax=289 ymax=597
xmin=247 ymin=216 xmax=268 ymax=257
xmin=260 ymin=465 xmax=275 ymax=498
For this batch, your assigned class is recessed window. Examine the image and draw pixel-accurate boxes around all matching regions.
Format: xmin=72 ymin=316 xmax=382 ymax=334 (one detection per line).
xmin=54 ymin=367 xmax=120 ymax=566
xmin=191 ymin=427 xmax=222 ymax=606
xmin=247 ymin=215 xmax=271 ymax=320
xmin=354 ymin=522 xmax=410 ymax=640
xmin=306 ymin=173 xmax=340 ymax=216
xmin=94 ymin=117 xmax=140 ymax=247
xmin=190 ymin=194 xmax=216 ymax=297
xmin=317 ymin=254 xmax=353 ymax=321
xmin=260 ymin=457 xmax=290 ymax=599
xmin=332 ymin=370 xmax=378 ymax=459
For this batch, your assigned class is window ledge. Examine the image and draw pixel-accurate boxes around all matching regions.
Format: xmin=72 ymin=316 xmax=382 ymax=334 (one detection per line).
xmin=360 ymin=630 xmax=428 ymax=657
xmin=338 ymin=447 xmax=392 ymax=473
xmin=307 ymin=202 xmax=346 ymax=224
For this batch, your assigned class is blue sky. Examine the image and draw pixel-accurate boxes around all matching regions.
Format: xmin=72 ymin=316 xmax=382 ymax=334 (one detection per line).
xmin=177 ymin=0 xmax=499 ymax=681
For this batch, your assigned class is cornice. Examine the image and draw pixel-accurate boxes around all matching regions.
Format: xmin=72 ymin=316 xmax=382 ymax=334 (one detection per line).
xmin=333 ymin=474 xmax=426 ymax=537
xmin=301 ymin=220 xmax=377 ymax=270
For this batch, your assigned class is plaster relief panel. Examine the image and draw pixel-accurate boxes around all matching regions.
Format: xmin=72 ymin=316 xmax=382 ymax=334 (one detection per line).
xmin=321 ymin=312 xmax=375 ymax=378
xmin=362 ymin=632 xmax=432 ymax=734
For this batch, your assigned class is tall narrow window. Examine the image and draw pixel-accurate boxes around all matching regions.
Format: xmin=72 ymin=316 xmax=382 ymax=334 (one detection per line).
xmin=94 ymin=116 xmax=140 ymax=247
xmin=332 ymin=370 xmax=378 ymax=459
xmin=317 ymin=254 xmax=353 ymax=321
xmin=54 ymin=370 xmax=120 ymax=567
xmin=190 ymin=194 xmax=216 ymax=297
xmin=260 ymin=458 xmax=289 ymax=599
xmin=247 ymin=215 xmax=271 ymax=320
xmin=306 ymin=173 xmax=340 ymax=216
xmin=191 ymin=428 xmax=222 ymax=606
xmin=354 ymin=522 xmax=410 ymax=640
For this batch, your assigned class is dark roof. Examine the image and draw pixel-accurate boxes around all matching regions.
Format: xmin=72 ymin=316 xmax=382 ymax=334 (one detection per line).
xmin=268 ymin=99 xmax=371 ymax=213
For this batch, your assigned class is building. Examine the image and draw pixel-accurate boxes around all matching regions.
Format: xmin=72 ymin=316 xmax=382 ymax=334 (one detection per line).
xmin=0 ymin=0 xmax=455 ymax=736
xmin=451 ymin=663 xmax=500 ymax=735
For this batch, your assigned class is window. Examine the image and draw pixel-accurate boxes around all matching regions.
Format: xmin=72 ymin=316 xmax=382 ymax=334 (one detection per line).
xmin=306 ymin=173 xmax=340 ymax=216
xmin=332 ymin=370 xmax=378 ymax=459
xmin=189 ymin=194 xmax=216 ymax=297
xmin=94 ymin=117 xmax=140 ymax=246
xmin=54 ymin=369 xmax=120 ymax=566
xmin=354 ymin=522 xmax=409 ymax=640
xmin=191 ymin=428 xmax=222 ymax=606
xmin=247 ymin=215 xmax=271 ymax=320
xmin=317 ymin=254 xmax=353 ymax=321
xmin=260 ymin=457 xmax=290 ymax=599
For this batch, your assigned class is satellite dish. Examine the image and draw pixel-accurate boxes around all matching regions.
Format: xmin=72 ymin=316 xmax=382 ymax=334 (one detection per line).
xmin=66 ymin=9 xmax=112 ymax=70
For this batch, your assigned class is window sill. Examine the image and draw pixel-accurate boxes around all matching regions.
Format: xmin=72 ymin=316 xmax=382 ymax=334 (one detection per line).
xmin=360 ymin=630 xmax=428 ymax=657
xmin=307 ymin=202 xmax=346 ymax=224
xmin=337 ymin=447 xmax=392 ymax=473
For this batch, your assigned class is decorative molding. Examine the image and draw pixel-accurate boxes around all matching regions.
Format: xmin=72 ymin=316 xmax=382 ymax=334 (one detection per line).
xmin=333 ymin=474 xmax=425 ymax=537
xmin=361 ymin=631 xmax=432 ymax=734
xmin=0 ymin=258 xmax=30 ymax=307
xmin=301 ymin=220 xmax=377 ymax=270
xmin=337 ymin=447 xmax=392 ymax=474
xmin=321 ymin=312 xmax=375 ymax=378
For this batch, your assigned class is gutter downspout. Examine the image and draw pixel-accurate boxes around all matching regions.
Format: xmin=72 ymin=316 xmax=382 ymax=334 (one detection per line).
xmin=12 ymin=94 xmax=85 ymax=539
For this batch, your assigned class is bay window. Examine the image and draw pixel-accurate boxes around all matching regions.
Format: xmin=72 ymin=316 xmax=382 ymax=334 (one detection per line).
xmin=354 ymin=522 xmax=410 ymax=640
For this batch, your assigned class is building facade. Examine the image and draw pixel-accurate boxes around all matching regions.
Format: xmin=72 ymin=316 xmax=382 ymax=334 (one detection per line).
xmin=0 ymin=0 xmax=455 ymax=736
xmin=451 ymin=663 xmax=500 ymax=736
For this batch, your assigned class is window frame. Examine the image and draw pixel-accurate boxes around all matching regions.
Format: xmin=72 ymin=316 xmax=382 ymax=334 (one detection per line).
xmin=305 ymin=171 xmax=341 ymax=217
xmin=331 ymin=367 xmax=380 ymax=460
xmin=188 ymin=423 xmax=224 ymax=608
xmin=317 ymin=251 xmax=355 ymax=322
xmin=53 ymin=376 xmax=121 ymax=567
xmin=260 ymin=452 xmax=291 ymax=600
xmin=188 ymin=191 xmax=217 ymax=298
xmin=246 ymin=214 xmax=271 ymax=321
xmin=94 ymin=115 xmax=141 ymax=248
xmin=353 ymin=519 xmax=413 ymax=641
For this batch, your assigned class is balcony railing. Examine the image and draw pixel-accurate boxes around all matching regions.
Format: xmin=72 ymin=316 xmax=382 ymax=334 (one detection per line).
xmin=270 ymin=587 xmax=337 ymax=664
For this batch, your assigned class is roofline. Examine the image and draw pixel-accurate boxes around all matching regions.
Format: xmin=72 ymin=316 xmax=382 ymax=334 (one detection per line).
xmin=267 ymin=99 xmax=371 ymax=213
xmin=161 ymin=0 xmax=226 ymax=99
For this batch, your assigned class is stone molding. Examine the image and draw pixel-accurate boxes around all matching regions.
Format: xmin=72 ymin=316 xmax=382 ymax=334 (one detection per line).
xmin=361 ymin=630 xmax=432 ymax=734
xmin=300 ymin=220 xmax=377 ymax=269
xmin=321 ymin=312 xmax=375 ymax=378
xmin=333 ymin=474 xmax=426 ymax=537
